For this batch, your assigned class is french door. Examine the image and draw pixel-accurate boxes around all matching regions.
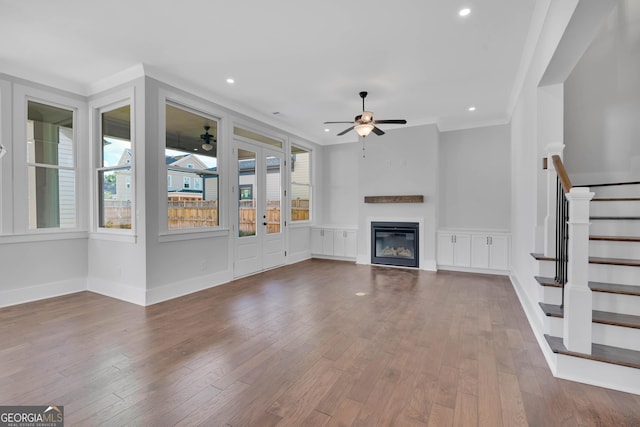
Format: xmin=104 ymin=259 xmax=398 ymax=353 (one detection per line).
xmin=234 ymin=141 xmax=285 ymax=277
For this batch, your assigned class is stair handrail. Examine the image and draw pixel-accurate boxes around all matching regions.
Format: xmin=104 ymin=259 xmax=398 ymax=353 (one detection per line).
xmin=552 ymin=155 xmax=572 ymax=192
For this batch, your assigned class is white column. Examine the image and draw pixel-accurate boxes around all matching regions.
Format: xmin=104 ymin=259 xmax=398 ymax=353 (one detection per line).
xmin=563 ymin=187 xmax=595 ymax=354
xmin=544 ymin=143 xmax=565 ymax=257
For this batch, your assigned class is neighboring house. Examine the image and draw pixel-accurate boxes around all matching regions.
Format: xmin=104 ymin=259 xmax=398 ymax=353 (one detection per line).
xmin=238 ymin=157 xmax=281 ymax=204
xmin=166 ymin=154 xmax=212 ymax=200
xmin=114 ymin=149 xmax=133 ymax=202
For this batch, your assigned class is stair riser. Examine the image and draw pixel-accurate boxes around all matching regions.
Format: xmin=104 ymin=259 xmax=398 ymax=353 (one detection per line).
xmin=593 ymin=323 xmax=640 ymax=352
xmin=541 ymin=286 xmax=562 ymax=305
xmin=589 ymin=220 xmax=640 ymax=237
xmin=591 ymin=201 xmax=640 ymax=217
xmin=589 ymin=240 xmax=640 ymax=259
xmin=544 ymin=316 xmax=640 ymax=351
xmin=593 ymin=292 xmax=640 ymax=317
xmin=589 ymin=263 xmax=640 ymax=287
xmin=590 ymin=183 xmax=640 ymax=197
xmin=536 ymin=260 xmax=639 ymax=286
xmin=537 ymin=260 xmax=555 ymax=278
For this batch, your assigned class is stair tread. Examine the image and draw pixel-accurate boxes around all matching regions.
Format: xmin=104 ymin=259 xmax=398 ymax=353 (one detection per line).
xmin=590 ymin=216 xmax=640 ymax=220
xmin=534 ymin=276 xmax=563 ymax=288
xmin=531 ymin=253 xmax=640 ymax=267
xmin=531 ymin=252 xmax=554 ymax=261
xmin=545 ymin=334 xmax=640 ymax=370
xmin=589 ymin=257 xmax=640 ymax=267
xmin=590 ymin=281 xmax=640 ymax=295
xmin=539 ymin=303 xmax=640 ymax=329
xmin=535 ymin=276 xmax=640 ymax=295
xmin=593 ymin=198 xmax=640 ymax=202
xmin=590 ymin=235 xmax=640 ymax=242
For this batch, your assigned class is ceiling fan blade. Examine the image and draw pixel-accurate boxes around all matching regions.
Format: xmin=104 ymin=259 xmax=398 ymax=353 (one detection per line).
xmin=372 ymin=126 xmax=385 ymax=136
xmin=324 ymin=121 xmax=354 ymax=124
xmin=374 ymin=119 xmax=407 ymax=124
xmin=337 ymin=126 xmax=354 ymax=136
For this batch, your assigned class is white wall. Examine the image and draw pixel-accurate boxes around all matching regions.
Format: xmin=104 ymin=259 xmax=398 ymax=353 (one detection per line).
xmin=439 ymin=124 xmax=511 ymax=230
xmin=564 ymin=0 xmax=640 ymax=184
xmin=320 ymin=142 xmax=360 ymax=226
xmin=356 ymin=124 xmax=439 ymax=270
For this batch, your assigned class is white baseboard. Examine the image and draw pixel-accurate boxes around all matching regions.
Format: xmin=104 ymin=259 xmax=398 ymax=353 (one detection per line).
xmin=437 ymin=264 xmax=510 ymax=276
xmin=0 ymin=278 xmax=86 ymax=308
xmin=87 ymin=277 xmax=146 ymax=306
xmin=145 ymin=269 xmax=234 ymax=306
xmin=555 ymin=353 xmax=640 ymax=395
xmin=287 ymin=250 xmax=311 ymax=265
xmin=509 ymin=273 xmax=558 ymax=374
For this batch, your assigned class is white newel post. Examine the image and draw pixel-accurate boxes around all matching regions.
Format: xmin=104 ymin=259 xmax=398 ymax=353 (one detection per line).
xmin=544 ymin=143 xmax=565 ymax=257
xmin=563 ymin=187 xmax=595 ymax=354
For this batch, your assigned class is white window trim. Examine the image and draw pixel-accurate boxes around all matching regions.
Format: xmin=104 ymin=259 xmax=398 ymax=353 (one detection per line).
xmin=90 ymin=87 xmax=136 ymax=236
xmin=12 ymin=84 xmax=87 ymax=235
xmin=158 ymin=88 xmax=228 ymax=238
xmin=0 ymin=78 xmax=12 ymax=235
xmin=289 ymin=142 xmax=313 ymax=225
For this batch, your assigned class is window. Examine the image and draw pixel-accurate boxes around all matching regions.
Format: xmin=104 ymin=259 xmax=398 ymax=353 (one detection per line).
xmin=27 ymin=100 xmax=76 ymax=229
xmin=166 ymin=103 xmax=219 ymax=230
xmin=97 ymin=104 xmax=132 ymax=229
xmin=290 ymin=145 xmax=311 ymax=222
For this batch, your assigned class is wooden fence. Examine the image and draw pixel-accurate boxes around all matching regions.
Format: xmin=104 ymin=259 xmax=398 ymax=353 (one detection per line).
xmin=168 ymin=200 xmax=219 ymax=229
xmin=102 ymin=198 xmax=309 ymax=231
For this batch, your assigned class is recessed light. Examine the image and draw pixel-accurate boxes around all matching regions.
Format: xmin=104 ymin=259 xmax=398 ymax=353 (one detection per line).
xmin=459 ymin=8 xmax=471 ymax=17
xmin=324 ymin=128 xmax=330 ymax=132
xmin=226 ymin=78 xmax=235 ymax=84
xmin=468 ymin=106 xmax=476 ymax=111
xmin=355 ymin=292 xmax=367 ymax=296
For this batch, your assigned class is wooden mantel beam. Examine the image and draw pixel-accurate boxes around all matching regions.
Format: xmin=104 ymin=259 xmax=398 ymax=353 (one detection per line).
xmin=364 ymin=195 xmax=424 ymax=204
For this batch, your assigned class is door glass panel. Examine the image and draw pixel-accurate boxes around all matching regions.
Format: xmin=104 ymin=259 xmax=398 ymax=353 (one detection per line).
xmin=238 ymin=148 xmax=256 ymax=237
xmin=266 ymin=155 xmax=281 ymax=235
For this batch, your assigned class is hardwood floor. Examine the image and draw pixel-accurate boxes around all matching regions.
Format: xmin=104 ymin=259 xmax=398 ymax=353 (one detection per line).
xmin=1 ymin=259 xmax=640 ymax=426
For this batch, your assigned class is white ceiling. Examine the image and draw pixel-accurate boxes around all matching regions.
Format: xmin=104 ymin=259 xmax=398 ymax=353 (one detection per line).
xmin=0 ymin=0 xmax=537 ymax=145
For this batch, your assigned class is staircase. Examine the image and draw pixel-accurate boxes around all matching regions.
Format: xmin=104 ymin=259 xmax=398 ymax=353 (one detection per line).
xmin=532 ymin=177 xmax=640 ymax=391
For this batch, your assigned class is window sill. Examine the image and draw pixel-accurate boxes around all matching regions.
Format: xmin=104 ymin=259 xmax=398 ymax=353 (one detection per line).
xmin=158 ymin=228 xmax=229 ymax=243
xmin=89 ymin=232 xmax=137 ymax=244
xmin=0 ymin=231 xmax=88 ymax=244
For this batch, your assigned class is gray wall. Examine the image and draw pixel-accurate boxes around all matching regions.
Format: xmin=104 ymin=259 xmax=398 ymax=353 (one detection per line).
xmin=564 ymin=0 xmax=640 ymax=183
xmin=439 ymin=124 xmax=511 ymax=230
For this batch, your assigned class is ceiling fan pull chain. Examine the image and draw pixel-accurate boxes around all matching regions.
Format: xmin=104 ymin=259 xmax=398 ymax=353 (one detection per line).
xmin=362 ymin=138 xmax=366 ymax=158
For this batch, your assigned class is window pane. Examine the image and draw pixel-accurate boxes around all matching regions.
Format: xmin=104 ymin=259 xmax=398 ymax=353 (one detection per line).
xmin=28 ymin=166 xmax=75 ymax=229
xmin=238 ymin=148 xmax=256 ymax=237
xmin=291 ymin=184 xmax=310 ymax=221
xmin=166 ymin=104 xmax=219 ymax=230
xmin=234 ymin=127 xmax=282 ymax=149
xmin=27 ymin=101 xmax=74 ymax=167
xmin=99 ymin=169 xmax=132 ymax=229
xmin=266 ymin=156 xmax=281 ymax=234
xmin=291 ymin=145 xmax=310 ymax=222
xmin=102 ymin=105 xmax=131 ymax=167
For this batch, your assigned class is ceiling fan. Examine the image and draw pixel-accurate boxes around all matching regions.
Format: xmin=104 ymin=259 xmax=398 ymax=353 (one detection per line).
xmin=324 ymin=91 xmax=407 ymax=137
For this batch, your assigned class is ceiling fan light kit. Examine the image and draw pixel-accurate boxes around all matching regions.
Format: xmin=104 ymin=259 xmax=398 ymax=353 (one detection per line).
xmin=324 ymin=91 xmax=407 ymax=138
xmin=354 ymin=123 xmax=374 ymax=137
xmin=200 ymin=125 xmax=216 ymax=151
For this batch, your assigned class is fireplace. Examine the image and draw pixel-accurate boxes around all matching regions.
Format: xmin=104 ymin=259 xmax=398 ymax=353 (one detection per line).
xmin=371 ymin=222 xmax=419 ymax=268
